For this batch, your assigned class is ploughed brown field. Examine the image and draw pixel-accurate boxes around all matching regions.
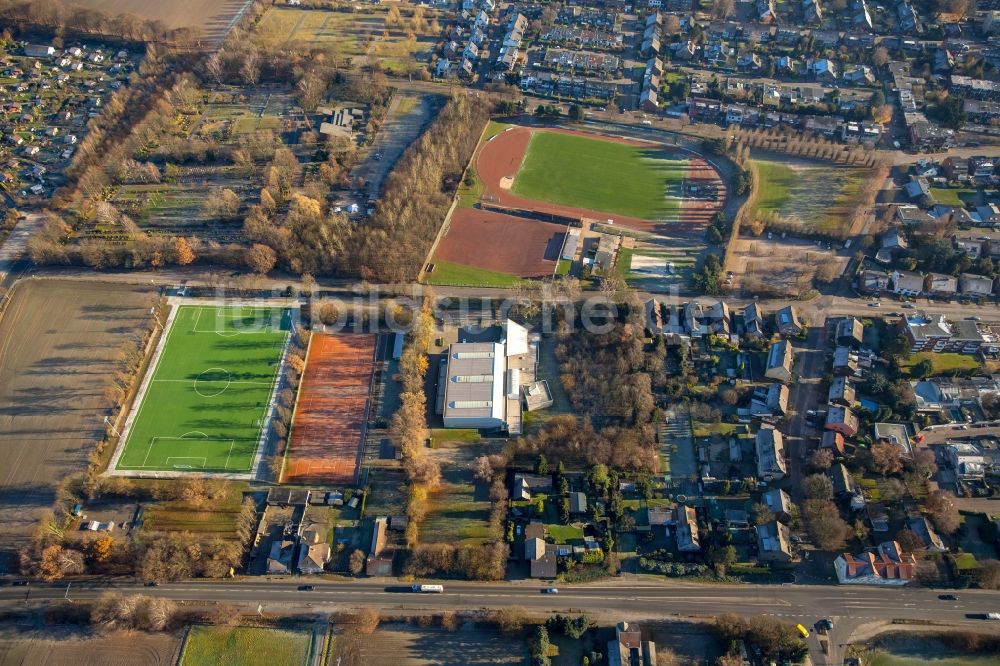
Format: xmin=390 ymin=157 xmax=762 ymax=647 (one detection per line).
xmin=70 ymin=0 xmax=252 ymax=43
xmin=0 ymin=279 xmax=154 ymax=569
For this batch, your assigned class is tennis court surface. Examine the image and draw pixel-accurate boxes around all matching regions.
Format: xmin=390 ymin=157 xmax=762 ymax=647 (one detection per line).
xmin=114 ymin=305 xmax=291 ymax=475
xmin=283 ymin=333 xmax=377 ymax=485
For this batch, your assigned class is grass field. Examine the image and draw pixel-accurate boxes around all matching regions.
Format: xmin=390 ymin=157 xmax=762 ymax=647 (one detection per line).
xmin=181 ymin=626 xmax=310 ymax=666
xmin=511 ymin=132 xmax=687 ymax=220
xmin=750 ymin=158 xmax=866 ymax=235
xmin=425 ymin=260 xmax=527 ymax=288
xmin=930 ymin=187 xmax=979 ymax=208
xmin=115 ymin=306 xmax=291 ymax=474
xmin=902 ymin=352 xmax=980 ymax=377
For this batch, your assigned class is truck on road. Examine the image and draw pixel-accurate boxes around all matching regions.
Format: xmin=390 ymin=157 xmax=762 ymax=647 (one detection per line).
xmin=412 ymin=584 xmax=444 ymax=593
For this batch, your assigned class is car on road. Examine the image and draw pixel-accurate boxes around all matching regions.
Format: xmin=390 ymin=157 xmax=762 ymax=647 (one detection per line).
xmin=869 ymin=302 xmax=881 ymax=308
xmin=542 ymin=587 xmax=559 ymax=594
xmin=144 ymin=581 xmax=159 ymax=587
xmin=938 ymin=594 xmax=958 ymax=600
xmin=902 ymin=303 xmax=915 ymax=309
xmin=968 ymin=316 xmax=982 ymax=321
xmin=796 ymin=624 xmax=810 ymax=639
xmin=814 ymin=618 xmax=834 ymax=633
xmin=373 ymin=153 xmax=383 ymax=161
xmin=298 ymin=585 xmax=315 ymax=591
xmin=11 ymin=580 xmax=28 ymax=586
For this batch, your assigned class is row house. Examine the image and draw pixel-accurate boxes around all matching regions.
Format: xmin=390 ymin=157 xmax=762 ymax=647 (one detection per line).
xmin=951 ymin=74 xmax=1000 ymax=101
xmin=900 ymin=313 xmax=993 ymax=354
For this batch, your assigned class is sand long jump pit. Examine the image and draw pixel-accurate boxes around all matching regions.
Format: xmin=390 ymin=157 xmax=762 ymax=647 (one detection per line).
xmin=110 ymin=305 xmax=292 ymax=478
xmin=283 ymin=333 xmax=377 ymax=485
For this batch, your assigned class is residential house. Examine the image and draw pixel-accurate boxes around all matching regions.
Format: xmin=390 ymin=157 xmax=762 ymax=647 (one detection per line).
xmin=569 ymin=492 xmax=588 ymax=514
xmin=525 ymin=537 xmax=558 ymax=578
xmin=756 ymin=426 xmax=787 ymax=481
xmin=891 ymin=270 xmax=925 ymax=297
xmin=832 ymin=346 xmax=858 ymax=377
xmin=830 ymin=462 xmax=855 ymax=497
xmin=825 ymin=406 xmax=859 ymax=437
xmin=742 ymin=302 xmax=765 ymax=338
xmin=946 ymin=441 xmax=986 ymax=479
xmin=803 ymin=0 xmax=824 ymax=22
xmin=297 ymin=530 xmax=331 ymax=574
xmin=766 ymin=383 xmax=790 ymax=415
xmin=756 ymin=521 xmax=794 ymax=562
xmin=924 ymin=272 xmax=959 ymax=298
xmin=836 ymin=317 xmax=864 ymax=348
xmin=366 ymin=516 xmax=391 ymax=575
xmin=764 ymin=340 xmax=793 ymax=383
xmin=835 ymin=541 xmax=916 ymax=585
xmin=675 ymin=505 xmax=701 ymax=552
xmin=874 ymin=422 xmax=913 ymax=456
xmin=942 ymin=156 xmax=970 ymax=181
xmin=822 ymin=430 xmax=846 ymax=455
xmin=607 ymin=622 xmax=658 ymax=666
xmin=513 ymin=473 xmax=553 ymax=501
xmin=896 ymin=205 xmax=934 ymax=226
xmin=867 ymin=502 xmax=890 ymax=532
xmin=906 ymin=516 xmax=947 ymax=552
xmin=844 ymin=65 xmax=875 ymax=85
xmin=763 ymin=488 xmax=792 ymax=523
xmin=960 ymin=273 xmax=994 ymax=299
xmin=23 ymin=44 xmax=55 ymax=58
xmin=775 ymin=305 xmax=803 ymax=337
xmin=953 ymin=235 xmax=984 ymax=260
xmin=811 ymin=58 xmax=837 ymax=81
xmin=267 ymin=540 xmax=296 ymax=574
xmin=859 ymin=269 xmax=891 ymax=294
xmin=828 ymin=376 xmax=856 ymax=407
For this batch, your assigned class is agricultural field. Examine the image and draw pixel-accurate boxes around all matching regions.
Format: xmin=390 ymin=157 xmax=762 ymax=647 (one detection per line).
xmin=256 ymin=6 xmax=439 ymax=74
xmin=511 ymin=131 xmax=688 ymax=221
xmin=0 ymin=280 xmax=156 ymax=565
xmin=113 ymin=305 xmax=291 ymax=476
xmin=356 ymin=624 xmax=524 ymax=665
xmin=68 ymin=0 xmax=252 ymax=43
xmin=181 ymin=626 xmax=311 ymax=666
xmin=284 ymin=333 xmax=377 ymax=485
xmin=0 ymin=628 xmax=181 ymax=665
xmin=749 ymin=158 xmax=866 ymax=235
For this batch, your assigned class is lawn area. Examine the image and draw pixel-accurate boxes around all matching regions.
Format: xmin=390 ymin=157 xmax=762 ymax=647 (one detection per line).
xmin=424 ymin=260 xmax=527 ymax=287
xmin=512 ymin=131 xmax=687 ymax=220
xmin=115 ymin=306 xmax=291 ymax=474
xmin=545 ymin=524 xmax=585 ymax=544
xmin=181 ymin=626 xmax=311 ymax=666
xmin=615 ymin=246 xmax=634 ymax=278
xmin=749 ymin=160 xmax=794 ymax=217
xmin=692 ymin=422 xmax=741 ymax=438
xmin=902 ymin=352 xmax=980 ymax=377
xmin=930 ymin=187 xmax=977 ymax=208
xmin=429 ymin=428 xmax=482 ymax=445
xmin=422 ymin=479 xmax=494 ymax=545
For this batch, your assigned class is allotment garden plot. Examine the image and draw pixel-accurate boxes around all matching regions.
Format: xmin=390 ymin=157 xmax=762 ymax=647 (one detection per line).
xmin=114 ymin=305 xmax=291 ymax=476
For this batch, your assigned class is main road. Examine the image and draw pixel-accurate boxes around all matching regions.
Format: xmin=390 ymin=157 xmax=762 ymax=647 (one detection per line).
xmin=3 ymin=578 xmax=999 ymax=664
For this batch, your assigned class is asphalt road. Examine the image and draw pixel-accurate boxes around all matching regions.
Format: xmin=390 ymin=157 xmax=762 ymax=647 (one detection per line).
xmin=3 ymin=578 xmax=999 ymax=665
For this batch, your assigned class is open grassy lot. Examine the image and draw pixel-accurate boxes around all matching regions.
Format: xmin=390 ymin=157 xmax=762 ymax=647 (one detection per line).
xmin=902 ymin=352 xmax=980 ymax=377
xmin=424 ymin=260 xmax=528 ymax=288
xmin=749 ymin=158 xmax=866 ymax=235
xmin=69 ymin=0 xmax=250 ymax=42
xmin=512 ymin=132 xmax=687 ymax=220
xmin=0 ymin=280 xmax=156 ymax=563
xmin=114 ymin=306 xmax=290 ymax=474
xmin=865 ymin=633 xmax=1000 ymax=666
xmin=181 ymin=626 xmax=310 ymax=666
xmin=256 ymin=7 xmax=437 ymax=73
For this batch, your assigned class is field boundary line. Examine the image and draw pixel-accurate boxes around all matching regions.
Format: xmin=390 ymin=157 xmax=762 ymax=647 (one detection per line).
xmin=280 ymin=330 xmax=313 ymax=483
xmin=250 ymin=320 xmax=292 ymax=482
xmin=105 ymin=303 xmax=182 ymax=476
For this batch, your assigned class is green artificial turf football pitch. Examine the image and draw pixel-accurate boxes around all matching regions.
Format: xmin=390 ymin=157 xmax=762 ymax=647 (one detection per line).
xmin=510 ymin=131 xmax=688 ymax=221
xmin=115 ymin=305 xmax=291 ymax=474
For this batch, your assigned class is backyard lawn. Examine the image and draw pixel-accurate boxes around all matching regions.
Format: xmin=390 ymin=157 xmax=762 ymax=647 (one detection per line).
xmin=902 ymin=352 xmax=980 ymax=377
